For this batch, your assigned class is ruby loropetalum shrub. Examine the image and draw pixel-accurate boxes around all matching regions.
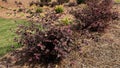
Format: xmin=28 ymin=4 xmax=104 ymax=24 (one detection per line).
xmin=15 ymin=23 xmax=74 ymax=64
xmin=74 ymin=0 xmax=118 ymax=32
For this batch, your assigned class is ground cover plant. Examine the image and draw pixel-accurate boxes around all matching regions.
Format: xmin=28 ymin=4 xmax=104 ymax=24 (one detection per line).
xmin=55 ymin=5 xmax=64 ymax=13
xmin=60 ymin=17 xmax=73 ymax=25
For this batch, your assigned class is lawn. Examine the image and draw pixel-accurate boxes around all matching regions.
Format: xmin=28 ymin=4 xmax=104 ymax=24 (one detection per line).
xmin=0 ymin=18 xmax=27 ymax=56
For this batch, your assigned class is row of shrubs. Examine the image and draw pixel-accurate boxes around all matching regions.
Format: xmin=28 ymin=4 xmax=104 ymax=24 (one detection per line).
xmin=14 ymin=0 xmax=118 ymax=67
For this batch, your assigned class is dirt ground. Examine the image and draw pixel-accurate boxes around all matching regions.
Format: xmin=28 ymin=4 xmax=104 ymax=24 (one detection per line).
xmin=0 ymin=0 xmax=34 ymax=19
xmin=0 ymin=0 xmax=120 ymax=68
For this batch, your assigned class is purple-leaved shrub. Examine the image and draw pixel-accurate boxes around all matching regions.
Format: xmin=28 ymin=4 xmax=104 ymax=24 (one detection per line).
xmin=74 ymin=0 xmax=118 ymax=31
xmin=15 ymin=23 xmax=74 ymax=65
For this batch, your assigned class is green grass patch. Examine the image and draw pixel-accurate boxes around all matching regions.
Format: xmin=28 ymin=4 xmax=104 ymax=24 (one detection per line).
xmin=0 ymin=18 xmax=28 ymax=57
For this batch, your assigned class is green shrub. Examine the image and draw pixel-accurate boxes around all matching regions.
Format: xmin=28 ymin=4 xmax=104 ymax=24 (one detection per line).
xmin=36 ymin=7 xmax=43 ymax=13
xmin=55 ymin=5 xmax=64 ymax=13
xmin=60 ymin=17 xmax=72 ymax=25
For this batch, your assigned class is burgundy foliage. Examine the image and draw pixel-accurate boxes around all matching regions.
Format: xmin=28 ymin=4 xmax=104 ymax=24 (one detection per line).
xmin=74 ymin=0 xmax=118 ymax=31
xmin=15 ymin=23 xmax=74 ymax=64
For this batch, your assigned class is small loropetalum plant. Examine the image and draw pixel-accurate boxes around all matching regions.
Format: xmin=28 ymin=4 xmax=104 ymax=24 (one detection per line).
xmin=36 ymin=7 xmax=43 ymax=13
xmin=60 ymin=17 xmax=72 ymax=25
xmin=15 ymin=23 xmax=74 ymax=65
xmin=55 ymin=5 xmax=64 ymax=13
